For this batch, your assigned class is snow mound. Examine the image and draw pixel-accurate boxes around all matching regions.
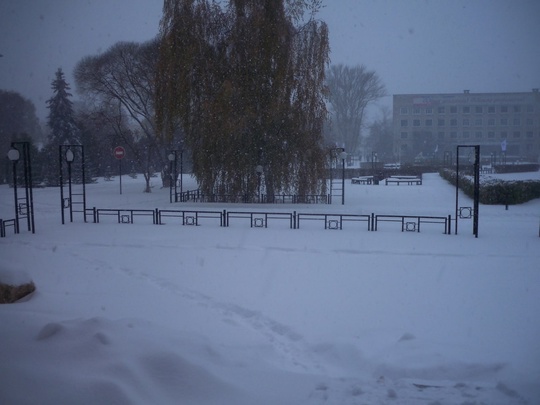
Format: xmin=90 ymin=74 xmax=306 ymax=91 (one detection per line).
xmin=1 ymin=317 xmax=254 ymax=405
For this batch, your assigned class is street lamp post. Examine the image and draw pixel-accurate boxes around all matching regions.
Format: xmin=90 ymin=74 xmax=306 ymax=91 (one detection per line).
xmin=7 ymin=147 xmax=20 ymax=233
xmin=8 ymin=142 xmax=35 ymax=234
xmin=256 ymin=165 xmax=263 ymax=203
xmin=371 ymin=151 xmax=378 ymax=170
xmin=65 ymin=148 xmax=74 ymax=222
xmin=179 ymin=144 xmax=184 ymax=198
xmin=340 ymin=150 xmax=347 ymax=205
xmin=168 ymin=151 xmax=177 ymax=203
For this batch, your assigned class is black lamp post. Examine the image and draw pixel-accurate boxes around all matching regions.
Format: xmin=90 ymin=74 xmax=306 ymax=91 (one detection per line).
xmin=256 ymin=165 xmax=263 ymax=203
xmin=8 ymin=142 xmax=35 ymax=234
xmin=168 ymin=151 xmax=177 ymax=203
xmin=371 ymin=151 xmax=378 ymax=170
xmin=339 ymin=150 xmax=347 ymax=205
xmin=7 ymin=147 xmax=20 ymax=233
xmin=66 ymin=148 xmax=74 ymax=222
xmin=179 ymin=146 xmax=183 ymax=197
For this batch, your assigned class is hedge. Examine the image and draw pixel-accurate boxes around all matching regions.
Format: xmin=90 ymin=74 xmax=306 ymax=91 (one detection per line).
xmin=439 ymin=169 xmax=540 ymax=205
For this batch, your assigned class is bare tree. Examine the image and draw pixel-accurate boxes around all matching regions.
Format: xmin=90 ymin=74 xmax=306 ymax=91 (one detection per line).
xmin=326 ymin=64 xmax=386 ymax=154
xmin=365 ymin=106 xmax=394 ymax=162
xmin=75 ymin=40 xmax=167 ymax=192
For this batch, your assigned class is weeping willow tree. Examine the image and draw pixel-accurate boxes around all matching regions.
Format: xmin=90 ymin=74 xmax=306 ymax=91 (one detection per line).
xmin=155 ymin=0 xmax=329 ymax=199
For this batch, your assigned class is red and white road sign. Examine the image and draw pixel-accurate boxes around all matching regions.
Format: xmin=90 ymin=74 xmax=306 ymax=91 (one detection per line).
xmin=114 ymin=146 xmax=125 ymax=160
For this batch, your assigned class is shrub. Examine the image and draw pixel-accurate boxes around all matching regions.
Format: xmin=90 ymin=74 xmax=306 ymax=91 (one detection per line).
xmin=439 ymin=169 xmax=540 ymax=205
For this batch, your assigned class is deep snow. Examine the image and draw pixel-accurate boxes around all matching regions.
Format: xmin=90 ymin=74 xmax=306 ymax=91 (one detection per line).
xmin=1 ymin=171 xmax=539 ymax=404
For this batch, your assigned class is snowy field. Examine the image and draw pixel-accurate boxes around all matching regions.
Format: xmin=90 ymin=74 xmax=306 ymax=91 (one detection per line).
xmin=1 ymin=171 xmax=539 ymax=404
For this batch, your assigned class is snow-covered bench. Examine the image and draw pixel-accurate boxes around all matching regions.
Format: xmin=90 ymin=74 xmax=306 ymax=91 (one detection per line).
xmin=385 ymin=176 xmax=422 ymax=185
xmin=351 ymin=176 xmax=373 ymax=185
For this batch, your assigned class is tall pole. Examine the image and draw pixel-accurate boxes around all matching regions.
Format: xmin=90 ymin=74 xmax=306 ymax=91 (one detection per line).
xmin=119 ymin=159 xmax=122 ymax=195
xmin=473 ymin=145 xmax=480 ymax=238
xmin=26 ymin=143 xmax=35 ymax=233
xmin=455 ymin=148 xmax=459 ymax=235
xmin=341 ymin=155 xmax=345 ymax=205
xmin=173 ymin=151 xmax=178 ymax=202
xmin=12 ymin=159 xmax=19 ymax=233
xmin=67 ymin=158 xmax=73 ymax=222
xmin=180 ymin=148 xmax=183 ymax=197
xmin=59 ymin=146 xmax=65 ymax=225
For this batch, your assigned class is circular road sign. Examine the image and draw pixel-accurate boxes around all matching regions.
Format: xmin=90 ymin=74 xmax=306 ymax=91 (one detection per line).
xmin=114 ymin=146 xmax=125 ymax=160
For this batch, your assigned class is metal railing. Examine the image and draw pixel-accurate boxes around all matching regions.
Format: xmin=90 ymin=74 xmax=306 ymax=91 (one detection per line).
xmin=78 ymin=208 xmax=452 ymax=234
xmin=225 ymin=211 xmax=296 ymax=228
xmin=374 ymin=214 xmax=452 ymax=234
xmin=178 ymin=189 xmax=329 ymax=204
xmin=0 ymin=218 xmax=17 ymax=237
xmin=297 ymin=213 xmax=372 ymax=231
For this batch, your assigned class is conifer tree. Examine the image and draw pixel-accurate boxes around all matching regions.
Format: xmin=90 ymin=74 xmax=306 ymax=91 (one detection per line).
xmin=46 ymin=68 xmax=79 ymax=146
xmin=40 ymin=68 xmax=80 ymax=185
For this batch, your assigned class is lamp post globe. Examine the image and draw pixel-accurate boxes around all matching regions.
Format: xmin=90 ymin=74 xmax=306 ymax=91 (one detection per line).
xmin=65 ymin=149 xmax=74 ymax=163
xmin=7 ymin=148 xmax=20 ymax=162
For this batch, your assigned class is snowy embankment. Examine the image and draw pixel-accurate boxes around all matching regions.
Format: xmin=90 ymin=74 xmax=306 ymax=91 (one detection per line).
xmin=1 ymin=172 xmax=539 ymax=404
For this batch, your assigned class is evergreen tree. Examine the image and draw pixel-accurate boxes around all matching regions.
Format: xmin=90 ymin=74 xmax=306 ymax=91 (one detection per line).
xmin=41 ymin=68 xmax=80 ymax=185
xmin=46 ymin=68 xmax=79 ymax=145
xmin=156 ymin=0 xmax=329 ymax=199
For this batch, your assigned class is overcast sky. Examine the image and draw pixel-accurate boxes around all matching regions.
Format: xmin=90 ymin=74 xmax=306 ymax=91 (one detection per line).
xmin=1 ymin=0 xmax=539 ymax=122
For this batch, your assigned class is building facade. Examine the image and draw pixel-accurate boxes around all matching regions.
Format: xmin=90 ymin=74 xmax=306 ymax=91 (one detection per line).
xmin=393 ymin=90 xmax=540 ymax=164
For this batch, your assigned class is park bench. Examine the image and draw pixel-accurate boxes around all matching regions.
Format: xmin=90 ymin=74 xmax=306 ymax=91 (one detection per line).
xmin=385 ymin=176 xmax=422 ymax=185
xmin=351 ymin=176 xmax=373 ymax=185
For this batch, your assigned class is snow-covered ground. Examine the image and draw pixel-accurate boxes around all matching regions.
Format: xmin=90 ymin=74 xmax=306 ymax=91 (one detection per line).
xmin=1 ymin=172 xmax=539 ymax=404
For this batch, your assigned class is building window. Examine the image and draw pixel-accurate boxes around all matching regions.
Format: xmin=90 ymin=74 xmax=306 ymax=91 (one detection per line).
xmin=513 ymin=118 xmax=521 ymax=126
xmin=450 ymin=118 xmax=457 ymax=126
xmin=401 ymin=119 xmax=408 ymax=127
xmin=513 ymin=131 xmax=521 ymax=138
xmin=463 ymin=131 xmax=470 ymax=138
xmin=413 ymin=119 xmax=421 ymax=127
xmin=450 ymin=106 xmax=457 ymax=114
xmin=450 ymin=131 xmax=457 ymax=139
xmin=463 ymin=118 xmax=470 ymax=126
xmin=475 ymin=106 xmax=483 ymax=114
xmin=500 ymin=118 xmax=508 ymax=126
xmin=475 ymin=131 xmax=482 ymax=138
xmin=526 ymin=105 xmax=534 ymax=113
xmin=438 ymin=119 xmax=445 ymax=126
xmin=413 ymin=108 xmax=421 ymax=115
xmin=513 ymin=105 xmax=521 ymax=113
xmin=462 ymin=106 xmax=470 ymax=114
xmin=438 ymin=132 xmax=445 ymax=139
xmin=401 ymin=132 xmax=408 ymax=139
xmin=488 ymin=131 xmax=495 ymax=138
xmin=526 ymin=131 xmax=533 ymax=138
xmin=425 ymin=108 xmax=433 ymax=114
xmin=438 ymin=106 xmax=445 ymax=114
xmin=400 ymin=107 xmax=408 ymax=114
xmin=500 ymin=131 xmax=507 ymax=138
xmin=488 ymin=118 xmax=495 ymax=126
xmin=474 ymin=118 xmax=482 ymax=126
xmin=488 ymin=106 xmax=495 ymax=114
xmin=526 ymin=118 xmax=534 ymax=126
xmin=501 ymin=105 xmax=508 ymax=113
xmin=425 ymin=119 xmax=433 ymax=126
